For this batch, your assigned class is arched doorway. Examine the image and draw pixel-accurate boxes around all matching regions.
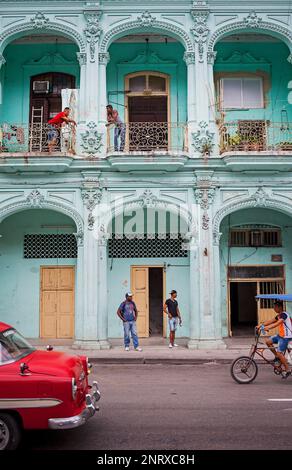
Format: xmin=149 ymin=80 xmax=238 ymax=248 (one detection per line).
xmin=0 ymin=209 xmax=78 ymax=339
xmin=219 ymin=208 xmax=292 ymax=337
xmin=106 ymin=205 xmax=190 ymax=339
xmin=30 ymin=72 xmax=75 ymax=124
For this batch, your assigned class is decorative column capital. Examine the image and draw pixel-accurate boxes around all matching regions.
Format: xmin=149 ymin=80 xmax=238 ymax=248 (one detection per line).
xmin=84 ymin=11 xmax=102 ymax=62
xmin=183 ymin=51 xmax=196 ymax=65
xmin=98 ymin=52 xmax=110 ymax=65
xmin=213 ymin=231 xmax=222 ymax=246
xmin=73 ymin=231 xmax=84 ymax=247
xmin=207 ymin=51 xmax=217 ymax=65
xmin=77 ymin=52 xmax=87 ymax=66
xmin=26 ymin=189 xmax=45 ymax=208
xmin=287 ymin=53 xmax=292 ymax=64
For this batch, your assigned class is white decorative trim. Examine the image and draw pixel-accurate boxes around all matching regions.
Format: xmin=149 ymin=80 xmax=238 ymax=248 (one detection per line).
xmin=81 ymin=122 xmax=103 ymax=156
xmin=243 ymin=11 xmax=263 ymax=28
xmin=100 ymin=17 xmax=194 ymax=53
xmin=287 ymin=53 xmax=292 ymax=64
xmin=137 ymin=11 xmax=156 ymax=26
xmin=0 ymin=17 xmax=86 ymax=53
xmin=212 ymin=191 xmax=292 ymax=245
xmin=191 ymin=121 xmax=214 ymax=155
xmin=0 ymin=193 xmax=84 ymax=245
xmin=207 ymin=51 xmax=217 ymax=65
xmin=191 ymin=7 xmax=210 ymax=62
xmin=208 ymin=18 xmax=292 ymax=54
xmin=194 ymin=188 xmax=215 ymax=210
xmin=84 ymin=12 xmax=102 ymax=62
xmin=31 ymin=12 xmax=49 ymax=29
xmin=81 ymin=187 xmax=103 ymax=231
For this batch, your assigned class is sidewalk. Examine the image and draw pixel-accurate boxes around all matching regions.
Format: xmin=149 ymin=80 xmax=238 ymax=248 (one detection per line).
xmin=29 ymin=337 xmax=252 ymax=364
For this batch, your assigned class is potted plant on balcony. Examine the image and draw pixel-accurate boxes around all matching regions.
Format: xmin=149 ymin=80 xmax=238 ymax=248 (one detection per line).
xmin=277 ymin=141 xmax=292 ymax=151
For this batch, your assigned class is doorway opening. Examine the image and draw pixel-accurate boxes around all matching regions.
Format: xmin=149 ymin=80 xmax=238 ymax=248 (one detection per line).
xmin=131 ymin=265 xmax=166 ymax=338
xmin=125 ymin=72 xmax=169 ymax=150
xmin=230 ymin=282 xmax=258 ymax=336
xmin=149 ymin=267 xmax=164 ymax=336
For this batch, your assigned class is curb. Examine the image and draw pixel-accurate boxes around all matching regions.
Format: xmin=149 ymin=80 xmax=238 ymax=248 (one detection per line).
xmin=88 ymin=357 xmax=234 ymax=365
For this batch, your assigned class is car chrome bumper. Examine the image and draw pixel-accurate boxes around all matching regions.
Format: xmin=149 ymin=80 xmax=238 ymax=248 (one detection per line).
xmin=48 ymin=381 xmax=100 ymax=430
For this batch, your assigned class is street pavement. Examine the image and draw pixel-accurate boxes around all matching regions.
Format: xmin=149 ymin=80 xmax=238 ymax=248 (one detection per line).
xmin=23 ymin=363 xmax=292 ymax=450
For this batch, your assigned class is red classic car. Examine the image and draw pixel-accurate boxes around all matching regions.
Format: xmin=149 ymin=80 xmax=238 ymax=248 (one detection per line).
xmin=0 ymin=322 xmax=100 ymax=450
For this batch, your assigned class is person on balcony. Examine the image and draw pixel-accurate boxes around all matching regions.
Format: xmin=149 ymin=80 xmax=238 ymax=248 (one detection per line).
xmin=106 ymin=104 xmax=125 ymax=152
xmin=47 ymin=107 xmax=76 ymax=153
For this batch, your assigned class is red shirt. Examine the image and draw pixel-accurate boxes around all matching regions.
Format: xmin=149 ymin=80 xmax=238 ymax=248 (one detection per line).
xmin=48 ymin=112 xmax=67 ymax=127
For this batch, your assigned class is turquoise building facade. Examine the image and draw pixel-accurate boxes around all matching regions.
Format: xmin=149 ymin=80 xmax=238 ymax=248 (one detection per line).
xmin=0 ymin=0 xmax=291 ymax=348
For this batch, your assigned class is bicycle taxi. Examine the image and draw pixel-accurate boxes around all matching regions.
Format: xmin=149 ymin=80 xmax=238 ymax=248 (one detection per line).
xmin=231 ymin=294 xmax=292 ymax=384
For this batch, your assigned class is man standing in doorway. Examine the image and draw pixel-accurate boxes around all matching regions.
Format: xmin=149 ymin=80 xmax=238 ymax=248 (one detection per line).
xmin=106 ymin=104 xmax=125 ymax=151
xmin=117 ymin=293 xmax=142 ymax=352
xmin=164 ymin=290 xmax=182 ymax=348
xmin=47 ymin=107 xmax=76 ymax=153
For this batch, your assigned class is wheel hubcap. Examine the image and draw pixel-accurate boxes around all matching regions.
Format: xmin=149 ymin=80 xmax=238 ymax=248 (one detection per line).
xmin=0 ymin=419 xmax=10 ymax=450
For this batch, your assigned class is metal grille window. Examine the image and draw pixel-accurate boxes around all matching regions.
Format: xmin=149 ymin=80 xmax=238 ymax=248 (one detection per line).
xmin=24 ymin=234 xmax=77 ymax=259
xmin=108 ymin=234 xmax=188 ymax=258
xmin=230 ymin=228 xmax=281 ymax=247
xmin=228 ymin=265 xmax=284 ymax=280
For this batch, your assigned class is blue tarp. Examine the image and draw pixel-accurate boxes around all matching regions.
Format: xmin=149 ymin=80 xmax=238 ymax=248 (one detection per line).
xmin=255 ymin=294 xmax=292 ymax=302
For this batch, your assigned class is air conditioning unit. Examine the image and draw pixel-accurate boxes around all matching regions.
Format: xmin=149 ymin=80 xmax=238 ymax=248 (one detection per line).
xmin=33 ymin=81 xmax=50 ymax=94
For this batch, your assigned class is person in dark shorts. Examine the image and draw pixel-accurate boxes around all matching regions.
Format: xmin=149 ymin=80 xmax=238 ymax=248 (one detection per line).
xmin=163 ymin=290 xmax=182 ymax=348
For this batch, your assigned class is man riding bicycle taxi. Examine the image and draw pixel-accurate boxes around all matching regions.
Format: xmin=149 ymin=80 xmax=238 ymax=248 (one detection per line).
xmin=256 ymin=300 xmax=292 ymax=379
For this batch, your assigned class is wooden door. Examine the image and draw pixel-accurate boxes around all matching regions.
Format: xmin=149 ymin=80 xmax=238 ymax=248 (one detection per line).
xmin=40 ymin=266 xmax=75 ymax=339
xmin=131 ymin=267 xmax=149 ymax=337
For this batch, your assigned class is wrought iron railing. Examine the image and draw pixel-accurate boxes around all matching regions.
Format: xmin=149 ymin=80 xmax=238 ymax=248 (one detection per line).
xmin=0 ymin=123 xmax=76 ymax=154
xmin=107 ymin=122 xmax=188 ymax=153
xmin=219 ymin=121 xmax=292 ymax=153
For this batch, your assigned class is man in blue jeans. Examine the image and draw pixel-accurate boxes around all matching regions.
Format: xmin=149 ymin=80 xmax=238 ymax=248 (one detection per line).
xmin=117 ymin=293 xmax=142 ymax=352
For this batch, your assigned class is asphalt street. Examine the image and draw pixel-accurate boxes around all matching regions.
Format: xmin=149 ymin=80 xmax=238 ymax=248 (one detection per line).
xmin=23 ymin=363 xmax=292 ymax=450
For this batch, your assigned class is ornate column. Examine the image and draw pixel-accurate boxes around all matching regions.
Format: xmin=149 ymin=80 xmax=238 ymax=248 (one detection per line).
xmin=76 ymin=52 xmax=87 ymax=124
xmin=97 ymin=230 xmax=110 ymax=348
xmin=184 ymin=51 xmax=196 ymax=124
xmin=0 ymin=53 xmax=6 ymax=106
xmin=73 ymin=177 xmax=110 ymax=349
xmin=189 ymin=171 xmax=226 ymax=349
xmin=187 ymin=232 xmax=201 ymax=348
xmin=98 ymin=52 xmax=110 ymax=151
xmin=190 ymin=2 xmax=218 ymax=156
xmin=76 ymin=11 xmax=103 ymax=157
xmin=83 ymin=11 xmax=101 ymax=120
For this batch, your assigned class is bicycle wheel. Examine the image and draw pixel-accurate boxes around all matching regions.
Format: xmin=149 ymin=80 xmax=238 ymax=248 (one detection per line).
xmin=231 ymin=356 xmax=258 ymax=384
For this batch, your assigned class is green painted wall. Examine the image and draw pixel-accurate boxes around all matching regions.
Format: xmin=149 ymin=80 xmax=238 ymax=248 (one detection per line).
xmin=1 ymin=43 xmax=79 ymax=123
xmin=219 ymin=208 xmax=292 ymax=337
xmin=107 ymin=42 xmax=187 ymax=123
xmin=214 ymin=41 xmax=292 ymax=123
xmin=0 ymin=209 xmax=77 ymax=338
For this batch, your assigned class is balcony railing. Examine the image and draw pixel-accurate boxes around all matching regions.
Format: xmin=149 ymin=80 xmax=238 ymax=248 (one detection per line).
xmin=107 ymin=122 xmax=188 ymax=153
xmin=0 ymin=123 xmax=75 ymax=154
xmin=219 ymin=121 xmax=292 ymax=153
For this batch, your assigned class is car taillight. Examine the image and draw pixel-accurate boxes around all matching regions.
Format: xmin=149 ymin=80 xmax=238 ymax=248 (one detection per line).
xmin=71 ymin=377 xmax=78 ymax=400
xmin=86 ymin=357 xmax=92 ymax=375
